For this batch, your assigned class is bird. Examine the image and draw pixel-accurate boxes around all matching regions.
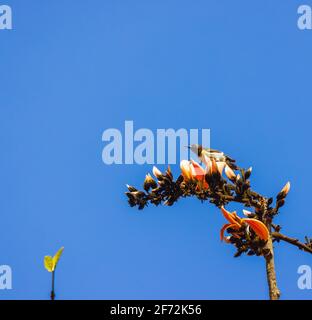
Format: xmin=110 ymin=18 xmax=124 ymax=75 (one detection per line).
xmin=188 ymin=144 xmax=237 ymax=170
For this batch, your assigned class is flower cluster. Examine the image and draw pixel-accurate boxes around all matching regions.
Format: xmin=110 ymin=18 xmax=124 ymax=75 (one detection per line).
xmin=125 ymin=155 xmax=291 ymax=257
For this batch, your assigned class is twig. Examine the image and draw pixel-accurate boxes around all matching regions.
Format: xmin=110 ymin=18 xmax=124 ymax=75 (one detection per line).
xmin=272 ymin=232 xmax=312 ymax=254
xmin=51 ymin=271 xmax=55 ymax=300
xmin=262 ymin=199 xmax=280 ymax=300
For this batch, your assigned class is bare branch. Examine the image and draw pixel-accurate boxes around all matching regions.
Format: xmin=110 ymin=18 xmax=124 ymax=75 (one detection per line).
xmin=272 ymin=232 xmax=312 ymax=254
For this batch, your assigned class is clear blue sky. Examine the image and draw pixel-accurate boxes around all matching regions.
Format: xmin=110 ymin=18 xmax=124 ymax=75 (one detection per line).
xmin=1 ymin=0 xmax=312 ymax=299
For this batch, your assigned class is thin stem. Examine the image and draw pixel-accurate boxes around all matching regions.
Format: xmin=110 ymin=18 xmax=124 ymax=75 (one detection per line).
xmin=51 ymin=271 xmax=55 ymax=300
xmin=272 ymin=232 xmax=312 ymax=254
xmin=263 ymin=200 xmax=280 ymax=300
xmin=264 ymin=228 xmax=280 ymax=300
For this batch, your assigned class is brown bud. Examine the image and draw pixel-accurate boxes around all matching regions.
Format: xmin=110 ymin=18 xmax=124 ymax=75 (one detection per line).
xmin=180 ymin=160 xmax=192 ymax=181
xmin=277 ymin=181 xmax=291 ymax=200
xmin=244 ymin=167 xmax=252 ymax=180
xmin=152 ymin=166 xmax=162 ymax=179
xmin=143 ymin=173 xmax=157 ymax=191
xmin=224 ymin=165 xmax=236 ymax=181
xmin=126 ymin=184 xmax=137 ymax=192
xmin=242 ymin=209 xmax=255 ymax=218
xmin=216 ymin=161 xmax=226 ymax=175
xmin=281 ymin=181 xmax=291 ymax=195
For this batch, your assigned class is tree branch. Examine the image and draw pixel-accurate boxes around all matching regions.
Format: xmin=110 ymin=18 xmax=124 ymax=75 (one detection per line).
xmin=262 ymin=200 xmax=280 ymax=300
xmin=272 ymin=232 xmax=312 ymax=254
xmin=126 ymin=159 xmax=294 ymax=300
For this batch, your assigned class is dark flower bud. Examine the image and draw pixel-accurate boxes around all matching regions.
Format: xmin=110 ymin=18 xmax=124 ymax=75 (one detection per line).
xmin=276 ymin=199 xmax=285 ymax=209
xmin=277 ymin=182 xmax=290 ymax=200
xmin=143 ymin=174 xmax=157 ymax=192
xmin=126 ymin=184 xmax=137 ymax=192
xmin=244 ymin=167 xmax=252 ymax=180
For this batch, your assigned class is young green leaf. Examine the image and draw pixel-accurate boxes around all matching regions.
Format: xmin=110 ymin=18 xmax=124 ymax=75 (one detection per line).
xmin=52 ymin=246 xmax=64 ymax=270
xmin=44 ymin=256 xmax=54 ymax=272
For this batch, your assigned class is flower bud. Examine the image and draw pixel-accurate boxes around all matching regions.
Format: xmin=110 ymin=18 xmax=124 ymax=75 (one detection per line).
xmin=152 ymin=166 xmax=162 ymax=179
xmin=180 ymin=160 xmax=192 ymax=181
xmin=242 ymin=209 xmax=255 ymax=218
xmin=281 ymin=181 xmax=291 ymax=195
xmin=211 ymin=158 xmax=219 ymax=175
xmin=216 ymin=161 xmax=226 ymax=175
xmin=277 ymin=181 xmax=291 ymax=200
xmin=244 ymin=167 xmax=252 ymax=180
xmin=126 ymin=184 xmax=137 ymax=192
xmin=143 ymin=173 xmax=157 ymax=191
xmin=225 ymin=165 xmax=236 ymax=181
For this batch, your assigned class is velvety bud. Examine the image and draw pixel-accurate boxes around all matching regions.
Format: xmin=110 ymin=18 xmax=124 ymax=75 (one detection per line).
xmin=211 ymin=158 xmax=218 ymax=175
xmin=236 ymin=173 xmax=242 ymax=184
xmin=143 ymin=173 xmax=157 ymax=191
xmin=277 ymin=181 xmax=291 ymax=200
xmin=180 ymin=160 xmax=192 ymax=180
xmin=152 ymin=166 xmax=162 ymax=179
xmin=244 ymin=167 xmax=252 ymax=180
xmin=242 ymin=209 xmax=256 ymax=218
xmin=281 ymin=181 xmax=291 ymax=195
xmin=216 ymin=161 xmax=226 ymax=175
xmin=126 ymin=184 xmax=137 ymax=192
xmin=224 ymin=165 xmax=236 ymax=181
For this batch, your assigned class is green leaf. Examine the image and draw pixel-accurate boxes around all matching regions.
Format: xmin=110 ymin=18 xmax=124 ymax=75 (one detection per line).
xmin=44 ymin=256 xmax=54 ymax=272
xmin=52 ymin=246 xmax=64 ymax=270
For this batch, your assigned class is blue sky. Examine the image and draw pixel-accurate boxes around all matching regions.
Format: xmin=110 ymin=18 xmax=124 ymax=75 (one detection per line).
xmin=1 ymin=0 xmax=312 ymax=299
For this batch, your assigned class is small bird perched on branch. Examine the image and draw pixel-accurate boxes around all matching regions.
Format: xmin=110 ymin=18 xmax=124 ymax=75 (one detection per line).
xmin=188 ymin=144 xmax=237 ymax=170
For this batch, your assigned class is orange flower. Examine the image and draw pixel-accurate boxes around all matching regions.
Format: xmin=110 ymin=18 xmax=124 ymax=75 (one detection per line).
xmin=191 ymin=160 xmax=209 ymax=189
xmin=190 ymin=159 xmax=206 ymax=180
xmin=180 ymin=160 xmax=208 ymax=189
xmin=180 ymin=160 xmax=192 ymax=180
xmin=220 ymin=206 xmax=269 ymax=242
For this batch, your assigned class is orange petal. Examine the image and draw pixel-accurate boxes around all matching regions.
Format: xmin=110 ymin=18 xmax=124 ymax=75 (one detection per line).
xmin=190 ymin=160 xmax=205 ymax=180
xmin=220 ymin=223 xmax=240 ymax=242
xmin=243 ymin=218 xmax=269 ymax=241
xmin=196 ymin=180 xmax=209 ymax=191
xmin=180 ymin=160 xmax=192 ymax=180
xmin=203 ymin=181 xmax=209 ymax=189
xmin=221 ymin=206 xmax=241 ymax=226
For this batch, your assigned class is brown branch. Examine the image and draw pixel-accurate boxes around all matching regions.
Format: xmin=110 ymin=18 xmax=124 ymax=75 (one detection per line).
xmin=126 ymin=161 xmax=293 ymax=300
xmin=272 ymin=232 xmax=312 ymax=254
xmin=262 ymin=200 xmax=280 ymax=300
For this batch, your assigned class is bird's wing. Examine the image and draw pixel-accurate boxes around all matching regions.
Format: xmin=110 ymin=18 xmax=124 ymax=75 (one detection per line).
xmin=205 ymin=148 xmax=222 ymax=153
